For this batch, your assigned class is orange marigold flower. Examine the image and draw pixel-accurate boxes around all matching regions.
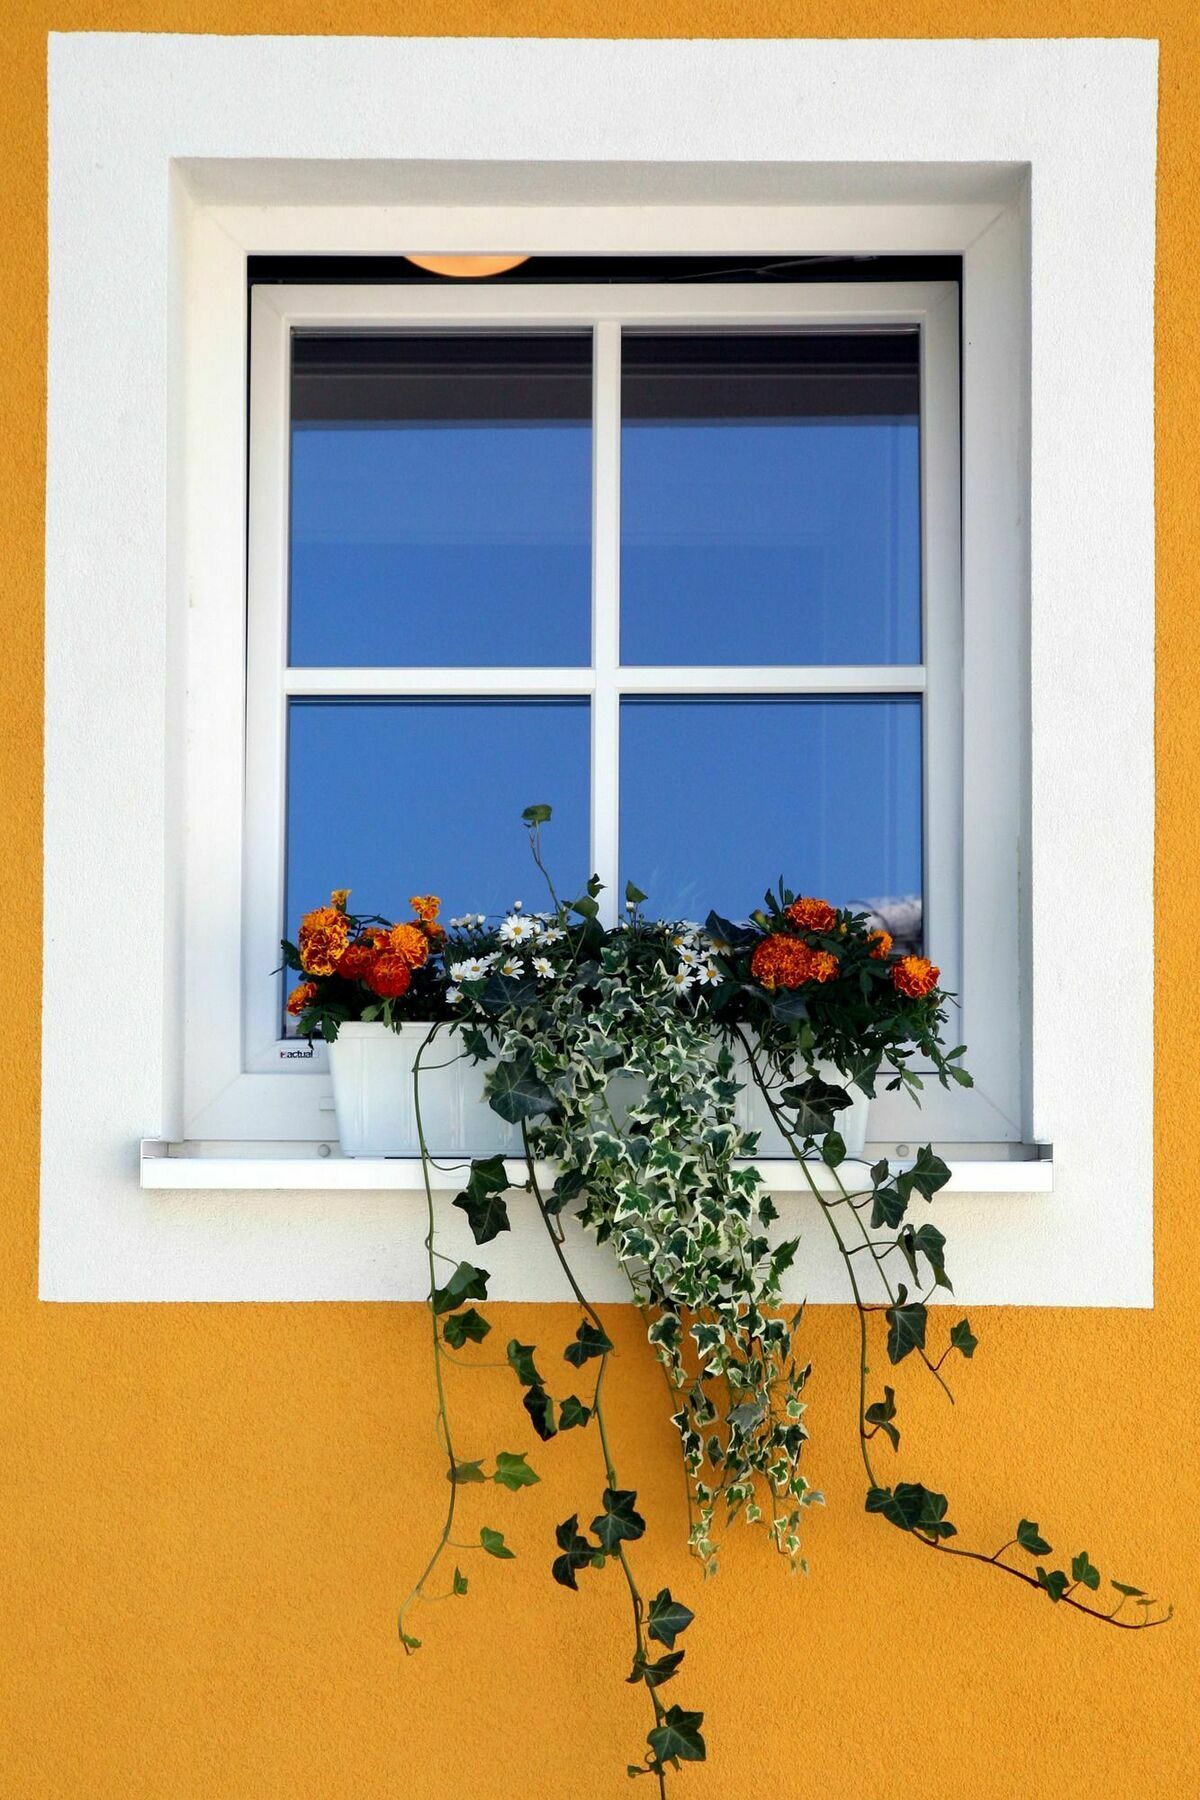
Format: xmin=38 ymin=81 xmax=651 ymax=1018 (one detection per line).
xmin=785 ymin=896 xmax=837 ymax=934
xmin=809 ymin=950 xmax=840 ymax=983
xmin=337 ymin=931 xmax=387 ymax=983
xmin=298 ymin=905 xmax=350 ymax=976
xmin=330 ymin=888 xmax=350 ymax=912
xmin=867 ymin=929 xmax=893 ymax=960
xmin=751 ymin=934 xmax=816 ymax=991
xmin=286 ymin=980 xmax=318 ymax=1017
xmin=388 ymin=922 xmax=431 ymax=970
xmin=410 ymin=894 xmax=441 ymax=925
xmin=892 ymin=955 xmax=940 ymax=1000
xmin=365 ymin=953 xmax=413 ymax=1000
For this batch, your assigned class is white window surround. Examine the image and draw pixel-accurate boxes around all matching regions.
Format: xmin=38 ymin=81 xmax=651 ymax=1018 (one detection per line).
xmin=42 ymin=34 xmax=1156 ymax=1305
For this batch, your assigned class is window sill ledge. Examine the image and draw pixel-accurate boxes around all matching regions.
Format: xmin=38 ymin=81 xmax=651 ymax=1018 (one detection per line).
xmin=139 ymin=1142 xmax=1053 ymax=1194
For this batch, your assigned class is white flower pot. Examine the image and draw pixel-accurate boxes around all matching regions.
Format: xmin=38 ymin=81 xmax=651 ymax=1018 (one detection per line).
xmin=327 ymin=1022 xmax=520 ymax=1158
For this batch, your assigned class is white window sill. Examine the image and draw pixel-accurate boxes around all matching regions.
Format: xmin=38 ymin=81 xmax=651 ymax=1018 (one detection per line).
xmin=139 ymin=1140 xmax=1054 ymax=1194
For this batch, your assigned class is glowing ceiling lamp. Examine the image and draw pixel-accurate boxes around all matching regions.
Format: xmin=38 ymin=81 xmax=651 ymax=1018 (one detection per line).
xmin=404 ymin=253 xmax=530 ymax=278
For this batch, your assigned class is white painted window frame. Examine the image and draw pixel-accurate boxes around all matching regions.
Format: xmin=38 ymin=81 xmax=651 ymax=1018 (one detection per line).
xmin=234 ymin=277 xmax=998 ymax=1147
xmin=42 ymin=35 xmax=1156 ymax=1305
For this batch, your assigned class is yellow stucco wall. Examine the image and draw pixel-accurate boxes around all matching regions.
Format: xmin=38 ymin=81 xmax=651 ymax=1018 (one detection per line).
xmin=3 ymin=9 xmax=1198 ymax=1796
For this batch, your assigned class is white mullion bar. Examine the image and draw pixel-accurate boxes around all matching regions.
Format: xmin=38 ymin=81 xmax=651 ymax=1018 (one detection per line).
xmin=284 ymin=666 xmax=596 ymax=697
xmin=613 ymin=664 xmax=926 ymax=695
xmin=591 ymin=320 xmax=622 ymax=922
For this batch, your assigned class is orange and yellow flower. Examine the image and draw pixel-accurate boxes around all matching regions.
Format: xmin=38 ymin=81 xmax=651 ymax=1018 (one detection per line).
xmin=751 ymin=935 xmax=815 ymax=990
xmin=809 ymin=949 xmax=840 ymax=983
xmin=286 ymin=980 xmax=318 ymax=1017
xmin=388 ymin=922 xmax=431 ymax=970
xmin=410 ymin=895 xmax=440 ymax=925
xmin=337 ymin=929 xmax=388 ymax=983
xmin=892 ymin=955 xmax=940 ymax=999
xmin=867 ymin=929 xmax=893 ymax=961
xmin=365 ymin=953 xmax=413 ymax=1000
xmin=330 ymin=888 xmax=350 ymax=913
xmin=785 ymin=896 xmax=837 ymax=934
xmin=298 ymin=904 xmax=350 ymax=976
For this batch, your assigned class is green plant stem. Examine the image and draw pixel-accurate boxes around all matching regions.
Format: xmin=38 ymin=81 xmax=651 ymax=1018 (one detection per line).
xmin=522 ymin=1127 xmax=669 ymax=1797
xmin=735 ymin=1028 xmax=1169 ymax=1631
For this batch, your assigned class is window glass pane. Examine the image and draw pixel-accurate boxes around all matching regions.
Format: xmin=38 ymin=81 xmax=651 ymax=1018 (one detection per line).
xmin=620 ymin=333 xmax=921 ymax=667
xmin=285 ymin=698 xmax=590 ymax=956
xmin=289 ymin=335 xmax=593 ymax=667
xmin=619 ymin=696 xmax=922 ymax=943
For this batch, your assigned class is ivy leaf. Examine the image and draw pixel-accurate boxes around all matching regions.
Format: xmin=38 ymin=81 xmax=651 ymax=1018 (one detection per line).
xmin=591 ymin=1487 xmax=646 ymax=1553
xmin=521 ymin=803 xmax=552 ymax=827
xmin=1017 ymin=1519 xmax=1052 ymax=1556
xmin=766 ymin=986 xmax=811 ymax=1022
xmin=448 ymin=1460 xmax=486 ymax=1485
xmin=443 ymin=1307 xmax=491 ymax=1349
xmin=820 ymin=1129 xmax=846 ymax=1169
xmin=431 ymin=1262 xmax=489 ymax=1316
xmin=896 ymin=1222 xmax=952 ymax=1291
xmin=493 ymin=1451 xmax=539 ymax=1492
xmin=885 ymin=1286 xmax=927 ymax=1363
xmin=552 ymin=1514 xmax=598 ymax=1590
xmin=1037 ymin=1566 xmax=1069 ymax=1603
xmin=400 ymin=1631 xmax=421 ymax=1650
xmin=453 ymin=1155 xmax=513 ymax=1244
xmin=778 ymin=1074 xmax=851 ymax=1136
xmin=559 ymin=1394 xmax=592 ymax=1430
xmin=479 ymin=1527 xmax=515 ymax=1560
xmin=452 ymin=1567 xmax=468 ymax=1596
xmin=564 ymin=1318 xmax=613 ymax=1367
xmin=895 ymin=1145 xmax=952 ymax=1203
xmin=507 ymin=1339 xmax=544 ymax=1387
xmin=522 ymin=1384 xmax=557 ymax=1441
xmin=647 ymin=1706 xmax=707 ymax=1767
xmin=870 ymin=1182 xmax=908 ymax=1230
xmin=865 ymin=1386 xmax=900 ymax=1451
xmin=866 ymin=1482 xmax=956 ymax=1539
xmin=485 ymin=1053 xmax=555 ymax=1122
xmin=625 ymin=880 xmax=648 ymax=905
xmin=1071 ymin=1551 xmax=1101 ymax=1591
xmin=1111 ymin=1581 xmax=1146 ymax=1598
xmin=627 ymin=1649 xmax=684 ymax=1689
xmin=646 ymin=1589 xmax=694 ymax=1649
xmin=705 ymin=910 xmax=757 ymax=951
xmin=949 ymin=1318 xmax=978 ymax=1359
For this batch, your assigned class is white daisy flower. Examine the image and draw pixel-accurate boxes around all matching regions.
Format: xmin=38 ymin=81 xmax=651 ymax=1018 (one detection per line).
xmin=455 ymin=957 xmax=491 ymax=981
xmin=677 ymin=945 xmax=702 ymax=967
xmin=446 ymin=985 xmax=463 ymax=1005
xmin=499 ymin=956 xmax=524 ymax=978
xmin=532 ymin=956 xmax=555 ymax=980
xmin=540 ymin=927 xmax=564 ymax=945
xmin=499 ymin=914 xmax=540 ymax=945
xmin=668 ymin=928 xmax=698 ymax=953
xmin=670 ymin=965 xmax=697 ymax=993
xmin=696 ymin=962 xmax=722 ymax=986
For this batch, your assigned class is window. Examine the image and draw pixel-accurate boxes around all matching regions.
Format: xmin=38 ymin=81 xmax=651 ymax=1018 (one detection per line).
xmin=229 ymin=272 xmax=1017 ymax=1150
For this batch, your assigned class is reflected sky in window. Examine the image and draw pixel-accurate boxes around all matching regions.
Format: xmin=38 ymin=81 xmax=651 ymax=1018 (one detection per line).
xmin=619 ymin=696 xmax=923 ymax=927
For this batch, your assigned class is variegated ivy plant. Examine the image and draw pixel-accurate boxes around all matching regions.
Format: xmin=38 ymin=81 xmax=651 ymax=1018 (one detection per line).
xmin=296 ymin=810 xmax=1168 ymax=1792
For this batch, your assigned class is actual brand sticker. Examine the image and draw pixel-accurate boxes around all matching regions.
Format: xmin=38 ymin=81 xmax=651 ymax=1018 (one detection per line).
xmin=278 ymin=1044 xmax=315 ymax=1061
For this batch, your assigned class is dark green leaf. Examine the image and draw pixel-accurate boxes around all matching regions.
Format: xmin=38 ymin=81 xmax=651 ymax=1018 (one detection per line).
xmin=552 ymin=1514 xmax=598 ymax=1590
xmin=865 ymin=1385 xmax=900 ymax=1451
xmin=896 ymin=1222 xmax=952 ymax=1290
xmin=492 ymin=1451 xmax=539 ymax=1492
xmin=485 ymin=1054 xmax=555 ymax=1122
xmin=521 ymin=803 xmax=552 ymax=826
xmin=1037 ymin=1566 xmax=1069 ymax=1603
xmin=1111 ymin=1581 xmax=1146 ymax=1598
xmin=870 ymin=1183 xmax=908 ymax=1230
xmin=564 ymin=1317 xmax=613 ymax=1368
xmin=559 ymin=1394 xmax=592 ymax=1430
xmin=522 ymin=1384 xmax=557 ymax=1441
xmin=453 ymin=1155 xmax=513 ymax=1244
xmin=431 ymin=1261 xmax=490 ymax=1316
xmin=895 ymin=1144 xmax=952 ymax=1203
xmin=628 ymin=1649 xmax=684 ymax=1689
xmin=1017 ymin=1519 xmax=1052 ymax=1556
xmin=400 ymin=1631 xmax=421 ymax=1650
xmin=704 ymin=910 xmax=757 ymax=951
xmin=592 ymin=1487 xmax=647 ymax=1553
xmin=449 ymin=1460 xmax=486 ymax=1485
xmin=646 ymin=1589 xmax=694 ymax=1649
xmin=777 ymin=1075 xmax=852 ymax=1137
xmin=479 ymin=1527 xmax=514 ymax=1560
xmin=452 ymin=1567 xmax=468 ymax=1596
xmin=648 ymin=1706 xmax=706 ymax=1767
xmin=506 ymin=1339 xmax=543 ymax=1387
xmin=625 ymin=880 xmax=648 ymax=905
xmin=820 ymin=1128 xmax=846 ymax=1168
xmin=866 ymin=1482 xmax=956 ymax=1539
xmin=949 ymin=1317 xmax=978 ymax=1359
xmin=443 ymin=1307 xmax=491 ymax=1349
xmin=885 ymin=1286 xmax=927 ymax=1364
xmin=1071 ymin=1551 xmax=1101 ymax=1591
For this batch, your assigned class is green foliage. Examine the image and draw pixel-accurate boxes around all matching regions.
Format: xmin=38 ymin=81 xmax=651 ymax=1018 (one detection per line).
xmin=564 ymin=1318 xmax=613 ymax=1367
xmin=442 ymin=1308 xmax=491 ymax=1349
xmin=485 ymin=1053 xmax=556 ymax=1123
xmin=949 ymin=1318 xmax=978 ymax=1359
xmin=646 ymin=1590 xmax=694 ymax=1650
xmin=884 ymin=1287 xmax=928 ymax=1364
xmin=506 ymin=1339 xmax=543 ymax=1387
xmin=552 ymin=1515 xmax=601 ymax=1590
xmin=493 ymin=1452 xmax=540 ymax=1492
xmin=522 ymin=1385 xmax=558 ymax=1442
xmin=866 ymin=1482 xmax=956 ymax=1540
xmin=431 ymin=1262 xmax=489 ymax=1316
xmin=1017 ymin=1519 xmax=1052 ymax=1556
xmin=592 ymin=1488 xmax=647 ymax=1553
xmin=1071 ymin=1551 xmax=1101 ymax=1591
xmin=1037 ymin=1566 xmax=1069 ymax=1602
xmin=453 ymin=1155 xmax=513 ymax=1244
xmin=452 ymin=1567 xmax=469 ymax=1596
xmin=647 ymin=1707 xmax=707 ymax=1767
xmin=778 ymin=1074 xmax=851 ymax=1137
xmin=865 ymin=1386 xmax=900 ymax=1451
xmin=479 ymin=1527 xmax=514 ymax=1560
xmin=559 ymin=1395 xmax=592 ymax=1430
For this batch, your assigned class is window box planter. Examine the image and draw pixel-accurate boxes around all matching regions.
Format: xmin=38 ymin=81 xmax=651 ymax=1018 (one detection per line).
xmin=326 ymin=1021 xmax=870 ymax=1160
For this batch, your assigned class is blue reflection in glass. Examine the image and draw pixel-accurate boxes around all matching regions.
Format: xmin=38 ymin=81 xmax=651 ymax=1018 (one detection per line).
xmin=285 ymin=699 xmax=590 ymax=948
xmin=621 ymin=334 xmax=921 ymax=667
xmin=619 ymin=697 xmax=922 ymax=934
xmin=289 ymin=336 xmax=592 ymax=668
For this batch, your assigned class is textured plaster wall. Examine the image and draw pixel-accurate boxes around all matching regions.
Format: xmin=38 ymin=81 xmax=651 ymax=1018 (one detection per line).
xmin=2 ymin=8 xmax=1198 ymax=1798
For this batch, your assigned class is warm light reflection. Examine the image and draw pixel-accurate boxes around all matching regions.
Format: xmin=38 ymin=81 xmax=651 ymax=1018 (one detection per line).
xmin=404 ymin=253 xmax=530 ymax=279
